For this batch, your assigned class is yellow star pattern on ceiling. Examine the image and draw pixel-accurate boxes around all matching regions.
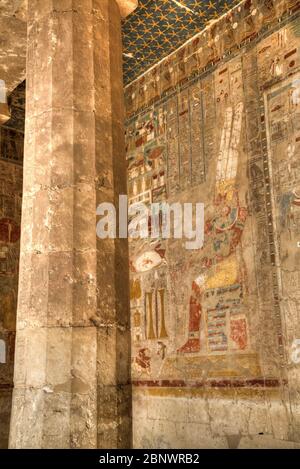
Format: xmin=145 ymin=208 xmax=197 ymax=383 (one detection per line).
xmin=122 ymin=0 xmax=241 ymax=85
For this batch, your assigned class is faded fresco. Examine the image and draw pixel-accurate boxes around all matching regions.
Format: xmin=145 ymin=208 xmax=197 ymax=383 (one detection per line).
xmin=126 ymin=0 xmax=300 ymax=449
xmin=128 ymin=60 xmax=262 ymax=381
xmin=265 ymin=71 xmax=300 ymax=433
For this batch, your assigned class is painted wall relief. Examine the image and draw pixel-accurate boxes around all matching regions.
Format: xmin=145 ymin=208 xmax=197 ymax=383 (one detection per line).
xmin=265 ymin=73 xmax=300 ymax=357
xmin=178 ymin=102 xmax=247 ymax=355
xmin=0 ymin=82 xmax=24 ymax=390
xmin=0 ymin=81 xmax=24 ymax=448
xmin=0 ymin=160 xmax=22 ymax=332
xmin=126 ymin=1 xmax=300 ymax=449
xmin=127 ymin=58 xmax=262 ymax=382
xmin=0 ymin=128 xmax=24 ymax=165
xmin=126 ymin=12 xmax=300 ymax=387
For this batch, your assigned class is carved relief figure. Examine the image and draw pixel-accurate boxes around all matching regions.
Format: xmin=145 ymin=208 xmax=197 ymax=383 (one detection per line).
xmin=132 ymin=348 xmax=151 ymax=377
xmin=178 ymin=102 xmax=248 ymax=353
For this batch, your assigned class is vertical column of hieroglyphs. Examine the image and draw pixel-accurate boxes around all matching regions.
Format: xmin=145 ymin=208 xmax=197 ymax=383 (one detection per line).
xmin=166 ymin=96 xmax=180 ymax=196
xmin=178 ymin=88 xmax=191 ymax=191
xmin=189 ymin=81 xmax=206 ymax=186
xmin=262 ymin=19 xmax=300 ymax=440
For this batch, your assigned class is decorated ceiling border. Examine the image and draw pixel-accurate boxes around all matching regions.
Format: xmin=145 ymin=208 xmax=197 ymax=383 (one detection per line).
xmin=124 ymin=0 xmax=300 ymax=118
xmin=122 ymin=0 xmax=241 ymax=84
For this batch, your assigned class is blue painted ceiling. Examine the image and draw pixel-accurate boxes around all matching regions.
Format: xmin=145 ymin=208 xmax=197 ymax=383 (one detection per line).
xmin=122 ymin=0 xmax=240 ymax=85
xmin=4 ymin=0 xmax=241 ymax=131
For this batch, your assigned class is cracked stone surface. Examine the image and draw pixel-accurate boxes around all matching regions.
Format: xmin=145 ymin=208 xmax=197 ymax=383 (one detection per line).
xmin=9 ymin=0 xmax=132 ymax=449
xmin=0 ymin=0 xmax=137 ymax=94
xmin=0 ymin=0 xmax=27 ymax=94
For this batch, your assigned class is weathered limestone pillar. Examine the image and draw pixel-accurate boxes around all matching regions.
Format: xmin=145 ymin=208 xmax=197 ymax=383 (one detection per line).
xmin=9 ymin=0 xmax=137 ymax=449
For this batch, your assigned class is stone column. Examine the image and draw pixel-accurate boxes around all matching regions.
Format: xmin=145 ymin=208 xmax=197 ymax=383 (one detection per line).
xmin=9 ymin=0 xmax=137 ymax=449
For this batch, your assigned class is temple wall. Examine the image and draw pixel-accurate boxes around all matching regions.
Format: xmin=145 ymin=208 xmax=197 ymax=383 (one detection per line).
xmin=0 ymin=84 xmax=24 ymax=448
xmin=125 ymin=0 xmax=300 ymax=448
xmin=1 ymin=0 xmax=300 ymax=450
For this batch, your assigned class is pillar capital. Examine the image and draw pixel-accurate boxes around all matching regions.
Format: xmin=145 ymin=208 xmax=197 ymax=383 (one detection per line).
xmin=116 ymin=0 xmax=138 ymax=17
xmin=12 ymin=0 xmax=138 ymax=20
